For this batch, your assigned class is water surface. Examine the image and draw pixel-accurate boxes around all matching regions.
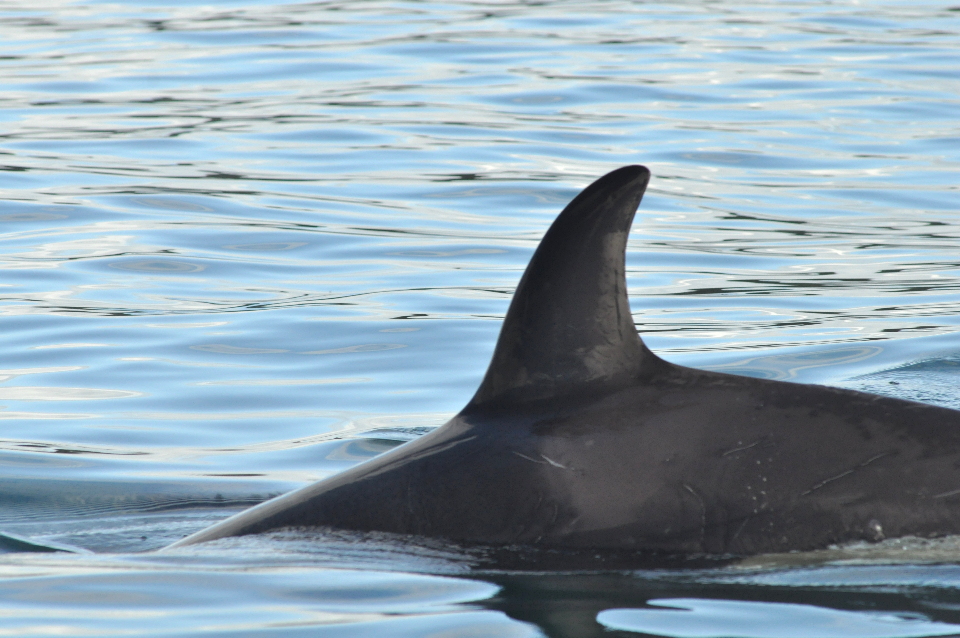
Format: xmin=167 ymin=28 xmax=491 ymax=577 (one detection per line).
xmin=1 ymin=0 xmax=960 ymax=636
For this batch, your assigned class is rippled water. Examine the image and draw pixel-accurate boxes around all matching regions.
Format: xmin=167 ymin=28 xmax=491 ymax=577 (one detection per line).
xmin=2 ymin=0 xmax=960 ymax=636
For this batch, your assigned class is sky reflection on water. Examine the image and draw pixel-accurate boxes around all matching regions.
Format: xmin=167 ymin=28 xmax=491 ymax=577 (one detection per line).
xmin=1 ymin=0 xmax=960 ymax=636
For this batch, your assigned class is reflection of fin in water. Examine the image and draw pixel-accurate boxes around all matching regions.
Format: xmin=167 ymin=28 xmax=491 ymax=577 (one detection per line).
xmin=0 ymin=531 xmax=89 ymax=554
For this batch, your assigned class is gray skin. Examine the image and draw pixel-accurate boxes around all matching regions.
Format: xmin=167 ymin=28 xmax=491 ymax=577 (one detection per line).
xmin=167 ymin=165 xmax=960 ymax=556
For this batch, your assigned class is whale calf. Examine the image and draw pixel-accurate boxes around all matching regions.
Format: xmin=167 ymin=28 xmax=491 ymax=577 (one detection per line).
xmin=168 ymin=165 xmax=960 ymax=557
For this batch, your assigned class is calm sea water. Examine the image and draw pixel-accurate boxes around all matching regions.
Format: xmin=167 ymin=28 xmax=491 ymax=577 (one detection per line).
xmin=2 ymin=0 xmax=960 ymax=636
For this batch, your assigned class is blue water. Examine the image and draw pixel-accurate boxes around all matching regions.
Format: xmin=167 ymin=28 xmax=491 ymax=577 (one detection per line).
xmin=2 ymin=0 xmax=960 ymax=635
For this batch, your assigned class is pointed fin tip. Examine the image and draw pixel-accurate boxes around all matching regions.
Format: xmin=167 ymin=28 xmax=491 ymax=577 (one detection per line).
xmin=468 ymin=166 xmax=657 ymax=408
xmin=578 ymin=165 xmax=650 ymax=198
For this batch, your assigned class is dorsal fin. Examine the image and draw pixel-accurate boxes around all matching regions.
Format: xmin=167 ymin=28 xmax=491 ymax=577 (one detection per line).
xmin=468 ymin=165 xmax=660 ymax=407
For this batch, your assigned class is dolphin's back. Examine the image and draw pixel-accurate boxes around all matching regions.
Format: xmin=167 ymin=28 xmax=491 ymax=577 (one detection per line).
xmin=166 ymin=166 xmax=960 ymax=556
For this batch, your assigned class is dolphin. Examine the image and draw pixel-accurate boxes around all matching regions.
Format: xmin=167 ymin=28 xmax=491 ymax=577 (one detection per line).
xmin=167 ymin=165 xmax=960 ymax=557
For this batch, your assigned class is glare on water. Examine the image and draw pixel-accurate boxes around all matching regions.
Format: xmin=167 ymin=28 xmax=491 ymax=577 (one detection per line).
xmin=1 ymin=1 xmax=960 ymax=636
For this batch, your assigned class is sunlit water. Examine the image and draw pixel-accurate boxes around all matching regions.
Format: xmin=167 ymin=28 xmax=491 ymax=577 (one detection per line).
xmin=1 ymin=0 xmax=960 ymax=636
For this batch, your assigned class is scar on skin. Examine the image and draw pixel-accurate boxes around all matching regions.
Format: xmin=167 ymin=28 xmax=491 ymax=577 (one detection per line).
xmin=541 ymin=454 xmax=570 ymax=469
xmin=683 ymin=483 xmax=707 ymax=547
xmin=406 ymin=435 xmax=478 ymax=463
xmin=800 ymin=451 xmax=893 ymax=497
xmin=722 ymin=440 xmax=762 ymax=456
xmin=730 ymin=515 xmax=750 ymax=544
xmin=512 ymin=451 xmax=571 ymax=470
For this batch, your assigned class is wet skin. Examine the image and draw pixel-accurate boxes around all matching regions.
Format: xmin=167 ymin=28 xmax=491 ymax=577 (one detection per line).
xmin=167 ymin=166 xmax=960 ymax=556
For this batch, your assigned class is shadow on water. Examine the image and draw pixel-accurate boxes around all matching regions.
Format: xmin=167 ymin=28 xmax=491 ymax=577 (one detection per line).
xmin=482 ymin=567 xmax=960 ymax=638
xmin=7 ymin=510 xmax=960 ymax=637
xmin=144 ymin=528 xmax=960 ymax=636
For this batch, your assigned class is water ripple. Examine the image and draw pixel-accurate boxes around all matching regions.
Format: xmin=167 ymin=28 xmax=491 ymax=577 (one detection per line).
xmin=1 ymin=0 xmax=960 ymax=634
